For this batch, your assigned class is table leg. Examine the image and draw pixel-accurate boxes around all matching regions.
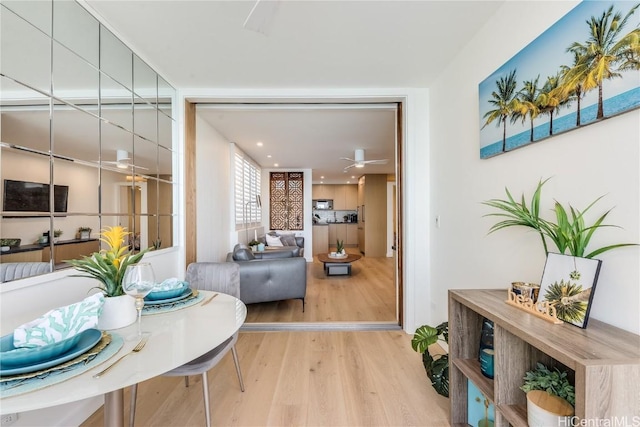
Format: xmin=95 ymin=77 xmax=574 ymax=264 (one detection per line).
xmin=104 ymin=389 xmax=124 ymax=427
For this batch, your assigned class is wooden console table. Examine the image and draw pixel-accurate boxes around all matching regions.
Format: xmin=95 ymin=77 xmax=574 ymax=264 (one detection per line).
xmin=448 ymin=289 xmax=640 ymax=426
xmin=42 ymin=239 xmax=99 ymax=265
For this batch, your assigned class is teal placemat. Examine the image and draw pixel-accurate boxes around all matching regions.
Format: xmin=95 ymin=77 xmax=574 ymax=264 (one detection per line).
xmin=0 ymin=333 xmax=124 ymax=398
xmin=142 ymin=290 xmax=204 ymax=315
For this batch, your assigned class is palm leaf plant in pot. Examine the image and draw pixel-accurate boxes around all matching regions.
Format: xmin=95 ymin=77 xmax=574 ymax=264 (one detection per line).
xmin=483 ymin=179 xmax=637 ymax=325
xmin=411 ymin=321 xmax=449 ymax=397
xmin=67 ymin=226 xmax=151 ymax=329
xmin=520 ymin=362 xmax=575 ymax=426
xmin=483 ymin=178 xmax=636 ymax=259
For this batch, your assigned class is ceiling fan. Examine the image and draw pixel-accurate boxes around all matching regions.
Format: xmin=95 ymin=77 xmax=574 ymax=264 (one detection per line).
xmin=243 ymin=0 xmax=280 ymax=35
xmin=340 ymin=149 xmax=389 ymax=172
xmin=102 ymin=149 xmax=148 ymax=170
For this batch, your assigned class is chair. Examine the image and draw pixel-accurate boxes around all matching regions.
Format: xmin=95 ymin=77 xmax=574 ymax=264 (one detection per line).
xmin=0 ymin=262 xmax=50 ymax=282
xmin=129 ymin=262 xmax=245 ymax=427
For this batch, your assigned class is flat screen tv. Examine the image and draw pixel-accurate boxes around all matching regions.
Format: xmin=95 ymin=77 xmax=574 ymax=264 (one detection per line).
xmin=3 ymin=179 xmax=69 ymax=213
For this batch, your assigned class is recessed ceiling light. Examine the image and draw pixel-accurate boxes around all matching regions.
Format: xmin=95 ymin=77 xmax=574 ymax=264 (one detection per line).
xmin=267 ymin=154 xmax=272 ymax=158
xmin=320 ymin=176 xmax=325 ymax=179
xmin=274 ymin=163 xmax=279 ymax=167
xmin=320 ymin=181 xmax=324 ymax=184
xmin=351 ymin=176 xmax=356 ymax=179
xmin=257 ymin=141 xmax=263 ymax=147
xmin=346 ymin=181 xmax=351 ymax=184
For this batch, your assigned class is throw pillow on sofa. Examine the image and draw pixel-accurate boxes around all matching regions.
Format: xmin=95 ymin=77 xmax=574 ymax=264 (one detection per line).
xmin=279 ymin=234 xmax=297 ymax=246
xmin=265 ymin=234 xmax=283 ymax=247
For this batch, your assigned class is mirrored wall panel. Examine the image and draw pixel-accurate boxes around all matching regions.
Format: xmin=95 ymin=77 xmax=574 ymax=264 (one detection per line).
xmin=0 ymin=0 xmax=176 ymax=282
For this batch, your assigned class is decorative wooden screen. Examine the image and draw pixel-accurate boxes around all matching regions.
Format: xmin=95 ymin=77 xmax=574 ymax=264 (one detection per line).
xmin=270 ymin=172 xmax=304 ymax=230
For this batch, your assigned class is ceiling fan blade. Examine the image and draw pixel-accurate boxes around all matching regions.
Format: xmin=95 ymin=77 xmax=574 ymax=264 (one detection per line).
xmin=339 ymin=157 xmax=355 ymax=162
xmin=243 ymin=0 xmax=280 ymax=35
xmin=363 ymin=159 xmax=389 ymax=165
xmin=342 ymin=163 xmax=357 ymax=171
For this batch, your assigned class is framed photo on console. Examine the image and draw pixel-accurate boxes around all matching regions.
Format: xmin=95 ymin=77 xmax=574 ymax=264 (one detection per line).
xmin=538 ymin=252 xmax=602 ymax=329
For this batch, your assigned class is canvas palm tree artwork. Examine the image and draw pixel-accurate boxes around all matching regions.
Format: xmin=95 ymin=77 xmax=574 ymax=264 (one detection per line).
xmin=480 ymin=1 xmax=639 ymax=158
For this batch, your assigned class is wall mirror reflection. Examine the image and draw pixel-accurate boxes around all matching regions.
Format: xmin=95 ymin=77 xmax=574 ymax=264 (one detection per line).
xmin=0 ymin=0 xmax=176 ymax=283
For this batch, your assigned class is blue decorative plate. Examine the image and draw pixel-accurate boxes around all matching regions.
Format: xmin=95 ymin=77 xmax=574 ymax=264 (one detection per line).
xmin=144 ymin=287 xmax=192 ymax=305
xmin=1 ymin=331 xmax=85 ymax=368
xmin=145 ymin=283 xmax=190 ymax=302
xmin=144 ymin=282 xmax=189 ymax=301
xmin=0 ymin=329 xmax=102 ymax=376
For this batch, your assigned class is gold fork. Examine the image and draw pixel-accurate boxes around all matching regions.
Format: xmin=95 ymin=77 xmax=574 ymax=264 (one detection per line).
xmin=201 ymin=293 xmax=219 ymax=306
xmin=93 ymin=336 xmax=148 ymax=378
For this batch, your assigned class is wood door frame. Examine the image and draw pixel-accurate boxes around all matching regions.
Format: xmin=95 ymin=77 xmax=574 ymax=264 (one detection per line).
xmin=184 ymin=98 xmax=405 ymax=327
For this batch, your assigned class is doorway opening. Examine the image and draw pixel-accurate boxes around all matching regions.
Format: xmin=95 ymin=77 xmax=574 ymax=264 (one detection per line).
xmin=186 ymin=97 xmax=405 ymax=330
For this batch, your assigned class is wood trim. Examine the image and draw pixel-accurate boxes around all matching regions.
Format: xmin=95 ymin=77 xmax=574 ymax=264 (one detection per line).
xmin=396 ymin=101 xmax=404 ymax=327
xmin=184 ymin=100 xmax=197 ymax=265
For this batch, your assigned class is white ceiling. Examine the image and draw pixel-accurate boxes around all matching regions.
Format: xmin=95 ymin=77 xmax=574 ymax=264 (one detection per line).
xmin=84 ymin=0 xmax=504 ymax=183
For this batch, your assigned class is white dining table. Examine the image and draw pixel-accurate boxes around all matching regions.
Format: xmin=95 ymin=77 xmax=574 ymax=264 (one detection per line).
xmin=0 ymin=291 xmax=247 ymax=427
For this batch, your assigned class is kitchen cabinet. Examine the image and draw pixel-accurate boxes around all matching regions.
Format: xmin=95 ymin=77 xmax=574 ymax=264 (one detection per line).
xmin=328 ymin=224 xmax=337 ymax=244
xmin=328 ymin=224 xmax=348 ymax=247
xmin=449 ymin=289 xmax=640 ymax=426
xmin=312 ymin=225 xmax=329 ymax=255
xmin=314 ymin=184 xmax=357 ymax=210
xmin=357 ymin=174 xmax=386 ymax=256
xmin=346 ymin=224 xmax=358 ymax=246
xmin=333 ymin=185 xmax=347 ymax=210
xmin=357 ymin=226 xmax=365 ymax=253
xmin=312 ymin=184 xmax=334 ymax=200
xmin=345 ymin=185 xmax=358 ymax=210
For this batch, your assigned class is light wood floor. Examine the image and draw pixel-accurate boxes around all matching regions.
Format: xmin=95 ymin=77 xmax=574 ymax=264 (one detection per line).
xmin=245 ymin=248 xmax=397 ymax=323
xmin=81 ymin=250 xmax=438 ymax=426
xmin=81 ymin=331 xmax=450 ymax=427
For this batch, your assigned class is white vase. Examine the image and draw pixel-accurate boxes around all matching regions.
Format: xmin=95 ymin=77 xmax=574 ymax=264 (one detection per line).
xmin=526 ymin=390 xmax=574 ymax=427
xmin=98 ymin=294 xmax=137 ymax=330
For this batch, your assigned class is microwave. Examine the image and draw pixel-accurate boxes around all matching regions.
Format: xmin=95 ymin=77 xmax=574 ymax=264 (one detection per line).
xmin=313 ymin=199 xmax=333 ymax=210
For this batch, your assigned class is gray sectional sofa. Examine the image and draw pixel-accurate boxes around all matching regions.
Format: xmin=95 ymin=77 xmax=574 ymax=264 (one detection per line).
xmin=226 ymin=243 xmax=307 ymax=310
xmin=257 ymin=232 xmax=305 ymax=257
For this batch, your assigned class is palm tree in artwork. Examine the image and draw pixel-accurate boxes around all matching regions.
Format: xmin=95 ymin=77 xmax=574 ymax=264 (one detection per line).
xmin=558 ymin=51 xmax=596 ymax=127
xmin=512 ymin=76 xmax=540 ymax=142
xmin=482 ymin=69 xmax=519 ymax=152
xmin=615 ymin=27 xmax=640 ymax=71
xmin=567 ymin=4 xmax=640 ymax=120
xmin=536 ymin=74 xmax=564 ymax=136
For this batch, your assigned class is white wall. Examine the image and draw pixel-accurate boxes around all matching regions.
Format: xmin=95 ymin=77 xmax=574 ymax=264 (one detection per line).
xmin=195 ymin=112 xmax=233 ymax=262
xmin=429 ymin=1 xmax=640 ymax=334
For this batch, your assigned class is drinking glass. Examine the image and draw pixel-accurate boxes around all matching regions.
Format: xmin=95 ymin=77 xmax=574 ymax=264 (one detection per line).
xmin=123 ymin=262 xmax=156 ymax=337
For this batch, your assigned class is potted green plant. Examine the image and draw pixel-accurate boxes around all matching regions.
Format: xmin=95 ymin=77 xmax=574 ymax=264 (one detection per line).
xmin=520 ymin=362 xmax=574 ymax=426
xmin=53 ymin=229 xmax=63 ymax=243
xmin=336 ymin=239 xmax=345 ymax=254
xmin=483 ymin=178 xmax=636 ymax=258
xmin=248 ymin=239 xmax=260 ymax=251
xmin=411 ymin=321 xmax=449 ymax=397
xmin=66 ymin=226 xmax=151 ymax=329
xmin=67 ymin=226 xmax=150 ymax=297
xmin=78 ymin=226 xmax=92 ymax=240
